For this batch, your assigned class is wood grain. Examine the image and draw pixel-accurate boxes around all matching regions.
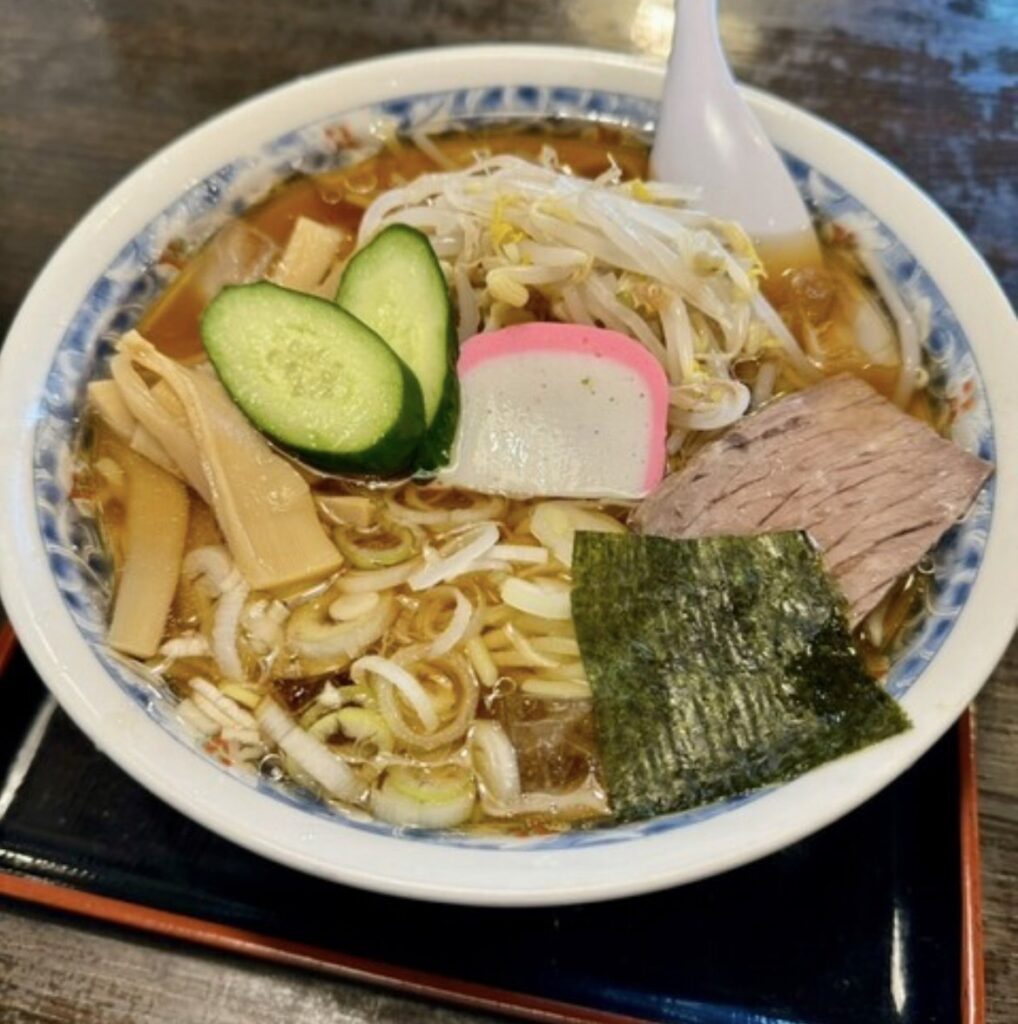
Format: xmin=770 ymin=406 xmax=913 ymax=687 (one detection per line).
xmin=975 ymin=641 xmax=1018 ymax=1024
xmin=0 ymin=900 xmax=505 ymax=1024
xmin=0 ymin=1 xmax=1015 ymax=1022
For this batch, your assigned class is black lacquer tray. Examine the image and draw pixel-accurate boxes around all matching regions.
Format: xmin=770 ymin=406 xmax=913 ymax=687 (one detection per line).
xmin=0 ymin=626 xmax=983 ymax=1024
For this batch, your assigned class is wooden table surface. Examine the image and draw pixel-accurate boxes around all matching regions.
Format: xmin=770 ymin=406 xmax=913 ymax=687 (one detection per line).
xmin=1 ymin=1 xmax=1015 ymax=1021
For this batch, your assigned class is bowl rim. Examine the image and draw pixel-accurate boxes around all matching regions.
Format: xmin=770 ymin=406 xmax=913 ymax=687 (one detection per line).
xmin=1 ymin=44 xmax=1017 ymax=906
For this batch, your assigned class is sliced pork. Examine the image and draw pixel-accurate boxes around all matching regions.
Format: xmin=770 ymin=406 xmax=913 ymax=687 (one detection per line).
xmin=633 ymin=374 xmax=992 ymax=626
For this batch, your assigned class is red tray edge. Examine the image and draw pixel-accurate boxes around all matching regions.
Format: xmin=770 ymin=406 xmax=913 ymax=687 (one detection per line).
xmin=0 ymin=622 xmax=987 ymax=1024
xmin=958 ymin=708 xmax=986 ymax=1024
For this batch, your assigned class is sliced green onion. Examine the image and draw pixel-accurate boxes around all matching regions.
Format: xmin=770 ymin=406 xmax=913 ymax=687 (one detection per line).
xmin=287 ymin=593 xmax=395 ymax=663
xmin=530 ymin=501 xmax=625 ymax=567
xmin=328 ymin=591 xmax=381 ymax=622
xmin=159 ymin=634 xmax=211 ymax=659
xmin=256 ymin=698 xmax=361 ymax=802
xmin=427 ymin=588 xmax=472 ymax=657
xmin=482 ymin=780 xmax=609 ymax=821
xmin=408 ymin=522 xmax=499 ymax=591
xmin=333 ymin=520 xmax=417 ymax=569
xmin=190 ymin=676 xmax=257 ymax=728
xmin=371 ymin=765 xmax=476 ymax=828
xmin=469 ymin=720 xmax=521 ymax=803
xmin=308 ymin=709 xmax=345 ymax=741
xmin=179 ymin=697 xmax=219 ymax=737
xmin=385 ymin=489 xmax=505 ymax=528
xmin=500 ymin=577 xmax=572 ymax=620
xmin=353 ymin=655 xmax=438 ymax=732
xmin=336 ymin=706 xmax=394 ymax=752
xmin=374 ymin=655 xmax=478 ymax=752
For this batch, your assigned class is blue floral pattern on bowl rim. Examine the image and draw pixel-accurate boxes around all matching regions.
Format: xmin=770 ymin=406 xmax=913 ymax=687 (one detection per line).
xmin=32 ymin=84 xmax=995 ymax=852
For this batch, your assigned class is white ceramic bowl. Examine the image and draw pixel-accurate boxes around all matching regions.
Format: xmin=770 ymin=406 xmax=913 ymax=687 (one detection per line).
xmin=1 ymin=46 xmax=1016 ymax=906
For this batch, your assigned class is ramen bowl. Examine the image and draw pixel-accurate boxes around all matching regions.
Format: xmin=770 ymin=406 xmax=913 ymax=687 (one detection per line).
xmin=1 ymin=45 xmax=1016 ymax=906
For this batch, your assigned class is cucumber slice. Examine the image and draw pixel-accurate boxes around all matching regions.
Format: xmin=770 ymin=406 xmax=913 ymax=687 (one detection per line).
xmin=202 ymin=281 xmax=424 ymax=474
xmin=337 ymin=225 xmax=459 ymax=470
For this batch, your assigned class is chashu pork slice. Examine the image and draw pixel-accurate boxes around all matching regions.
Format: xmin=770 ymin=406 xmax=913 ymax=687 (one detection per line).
xmin=633 ymin=374 xmax=992 ymax=627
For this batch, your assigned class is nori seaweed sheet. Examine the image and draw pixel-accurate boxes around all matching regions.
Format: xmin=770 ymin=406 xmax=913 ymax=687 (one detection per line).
xmin=571 ymin=531 xmax=911 ymax=823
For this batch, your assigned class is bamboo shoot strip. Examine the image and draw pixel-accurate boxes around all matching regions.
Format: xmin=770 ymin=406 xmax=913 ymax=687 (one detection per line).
xmin=108 ymin=449 xmax=190 ymax=659
xmin=117 ymin=332 xmax=342 ymax=590
xmin=570 ymin=531 xmax=910 ymax=822
xmin=270 ymin=216 xmax=344 ymax=294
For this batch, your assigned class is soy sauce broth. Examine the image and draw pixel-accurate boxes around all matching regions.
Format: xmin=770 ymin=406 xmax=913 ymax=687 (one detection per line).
xmin=139 ymin=123 xmax=649 ymax=361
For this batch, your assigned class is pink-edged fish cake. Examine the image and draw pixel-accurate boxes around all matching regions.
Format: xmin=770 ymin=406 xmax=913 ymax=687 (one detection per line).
xmin=439 ymin=323 xmax=668 ymax=499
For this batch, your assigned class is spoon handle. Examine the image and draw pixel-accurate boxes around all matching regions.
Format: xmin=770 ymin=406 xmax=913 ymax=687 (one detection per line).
xmin=651 ymin=0 xmax=821 ymax=268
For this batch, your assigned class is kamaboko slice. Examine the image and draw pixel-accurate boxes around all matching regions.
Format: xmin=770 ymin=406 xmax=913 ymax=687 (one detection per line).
xmin=439 ymin=323 xmax=667 ymax=499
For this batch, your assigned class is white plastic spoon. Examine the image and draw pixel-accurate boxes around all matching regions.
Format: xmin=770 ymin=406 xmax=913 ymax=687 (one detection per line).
xmin=650 ymin=0 xmax=822 ymax=271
